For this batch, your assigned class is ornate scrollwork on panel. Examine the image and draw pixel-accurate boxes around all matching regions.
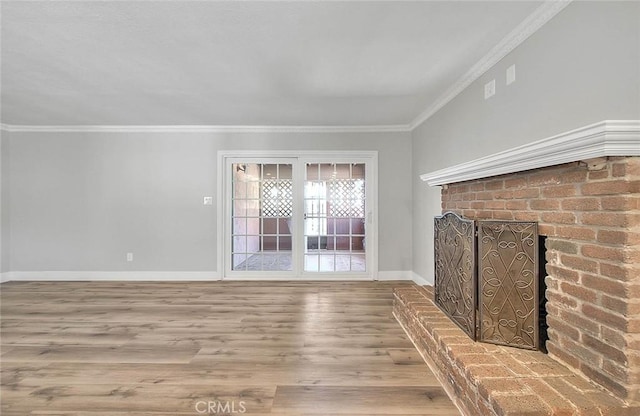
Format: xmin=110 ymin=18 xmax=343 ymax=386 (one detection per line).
xmin=434 ymin=212 xmax=477 ymax=340
xmin=478 ymin=221 xmax=539 ymax=350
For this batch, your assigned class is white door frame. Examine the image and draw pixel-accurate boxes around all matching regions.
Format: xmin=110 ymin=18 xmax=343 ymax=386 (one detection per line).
xmin=217 ymin=150 xmax=378 ymax=280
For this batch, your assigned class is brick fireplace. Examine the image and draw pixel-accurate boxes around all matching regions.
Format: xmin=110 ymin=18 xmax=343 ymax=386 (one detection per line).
xmin=397 ymin=121 xmax=640 ymax=415
xmin=440 ymin=156 xmax=639 ymax=401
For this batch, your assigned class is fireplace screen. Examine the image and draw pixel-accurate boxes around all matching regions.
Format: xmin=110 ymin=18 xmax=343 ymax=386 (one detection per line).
xmin=434 ymin=212 xmax=540 ymax=350
xmin=434 ymin=212 xmax=477 ymax=340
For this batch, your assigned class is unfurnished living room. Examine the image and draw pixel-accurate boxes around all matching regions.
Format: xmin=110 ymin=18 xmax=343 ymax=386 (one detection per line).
xmin=1 ymin=1 xmax=639 ymax=415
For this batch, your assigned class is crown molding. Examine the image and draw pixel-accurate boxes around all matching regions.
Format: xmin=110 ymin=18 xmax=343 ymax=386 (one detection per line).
xmin=0 ymin=123 xmax=411 ymax=134
xmin=420 ymin=120 xmax=640 ymax=186
xmin=409 ymin=0 xmax=572 ymax=130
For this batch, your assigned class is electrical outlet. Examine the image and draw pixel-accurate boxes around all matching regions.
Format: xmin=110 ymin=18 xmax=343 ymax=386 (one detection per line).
xmin=126 ymin=252 xmax=133 ymax=262
xmin=506 ymin=65 xmax=516 ymax=85
xmin=484 ymin=79 xmax=496 ymax=99
xmin=203 ymin=196 xmax=213 ymax=205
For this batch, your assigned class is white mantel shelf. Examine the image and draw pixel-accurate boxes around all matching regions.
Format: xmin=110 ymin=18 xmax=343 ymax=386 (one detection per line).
xmin=420 ymin=120 xmax=640 ymax=187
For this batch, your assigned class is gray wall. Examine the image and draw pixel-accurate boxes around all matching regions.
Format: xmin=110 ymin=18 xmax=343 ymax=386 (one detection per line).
xmin=6 ymin=130 xmax=412 ymax=273
xmin=5 ymin=1 xmax=638 ymax=281
xmin=1 ymin=132 xmax=9 ymax=274
xmin=412 ymin=1 xmax=640 ymax=282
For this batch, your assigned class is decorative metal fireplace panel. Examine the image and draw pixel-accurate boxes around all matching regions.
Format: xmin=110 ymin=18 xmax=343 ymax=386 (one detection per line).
xmin=434 ymin=212 xmax=540 ymax=350
xmin=478 ymin=221 xmax=539 ymax=350
xmin=434 ymin=212 xmax=477 ymax=340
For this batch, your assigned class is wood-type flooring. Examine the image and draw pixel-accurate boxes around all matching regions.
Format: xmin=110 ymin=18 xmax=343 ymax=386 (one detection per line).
xmin=1 ymin=281 xmax=459 ymax=415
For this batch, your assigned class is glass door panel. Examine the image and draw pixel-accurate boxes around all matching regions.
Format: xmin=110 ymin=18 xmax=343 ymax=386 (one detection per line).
xmin=225 ymin=155 xmax=373 ymax=278
xmin=231 ymin=162 xmax=293 ymax=272
xmin=303 ymin=163 xmax=366 ymax=272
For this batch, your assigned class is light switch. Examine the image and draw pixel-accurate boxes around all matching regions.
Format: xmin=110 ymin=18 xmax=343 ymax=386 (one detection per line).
xmin=203 ymin=196 xmax=213 ymax=205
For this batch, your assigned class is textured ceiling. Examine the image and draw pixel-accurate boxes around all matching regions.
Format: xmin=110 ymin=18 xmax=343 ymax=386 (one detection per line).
xmin=1 ymin=1 xmax=543 ymax=127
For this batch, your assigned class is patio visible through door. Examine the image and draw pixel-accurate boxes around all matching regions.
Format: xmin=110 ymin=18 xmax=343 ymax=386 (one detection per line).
xmin=303 ymin=163 xmax=366 ymax=272
xmin=231 ymin=162 xmax=294 ymax=272
xmin=222 ymin=152 xmax=376 ymax=278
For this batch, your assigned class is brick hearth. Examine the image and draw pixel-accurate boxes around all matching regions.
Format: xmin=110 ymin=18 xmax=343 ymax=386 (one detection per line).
xmin=394 ymin=284 xmax=640 ymax=416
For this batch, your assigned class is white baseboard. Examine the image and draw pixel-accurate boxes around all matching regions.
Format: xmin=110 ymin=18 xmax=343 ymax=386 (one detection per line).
xmin=5 ymin=271 xmax=221 ymax=281
xmin=1 ymin=270 xmax=431 ymax=284
xmin=4 ymin=272 xmax=378 ymax=282
xmin=411 ymin=271 xmax=433 ymax=286
xmin=377 ymin=270 xmax=413 ymax=281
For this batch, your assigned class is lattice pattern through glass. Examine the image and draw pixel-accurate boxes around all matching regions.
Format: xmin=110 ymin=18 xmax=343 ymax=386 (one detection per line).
xmin=329 ymin=179 xmax=365 ymax=218
xmin=262 ymin=180 xmax=293 ymax=217
xmin=231 ymin=162 xmax=293 ymax=272
xmin=304 ymin=163 xmax=367 ymax=273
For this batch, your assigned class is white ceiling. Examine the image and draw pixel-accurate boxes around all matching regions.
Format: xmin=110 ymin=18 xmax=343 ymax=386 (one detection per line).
xmin=1 ymin=1 xmax=545 ymax=127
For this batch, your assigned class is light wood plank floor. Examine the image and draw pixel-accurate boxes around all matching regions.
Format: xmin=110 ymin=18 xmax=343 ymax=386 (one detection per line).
xmin=1 ymin=281 xmax=459 ymax=415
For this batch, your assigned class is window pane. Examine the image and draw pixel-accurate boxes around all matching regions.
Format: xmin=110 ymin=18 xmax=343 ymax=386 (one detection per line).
xmin=319 ymin=255 xmax=335 ymax=272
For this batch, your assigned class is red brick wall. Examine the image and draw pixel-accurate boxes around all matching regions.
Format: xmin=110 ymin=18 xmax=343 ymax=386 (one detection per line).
xmin=440 ymin=156 xmax=640 ymax=403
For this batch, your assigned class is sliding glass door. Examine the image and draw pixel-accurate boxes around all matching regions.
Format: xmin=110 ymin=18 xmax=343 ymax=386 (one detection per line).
xmin=303 ymin=163 xmax=366 ymax=272
xmin=230 ymin=161 xmax=294 ymax=272
xmin=222 ymin=153 xmax=376 ymax=278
